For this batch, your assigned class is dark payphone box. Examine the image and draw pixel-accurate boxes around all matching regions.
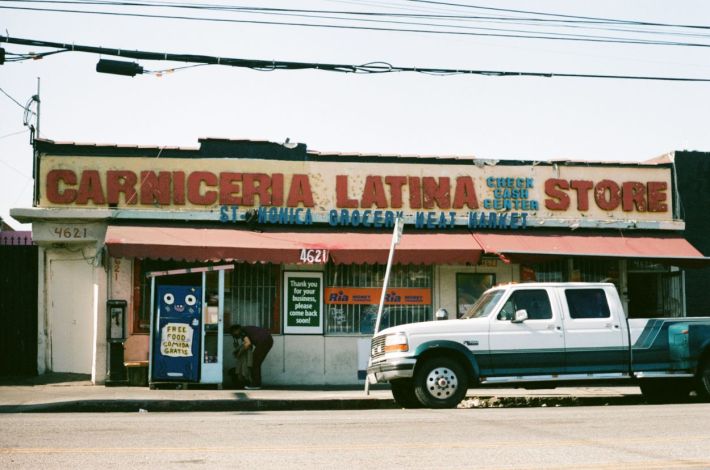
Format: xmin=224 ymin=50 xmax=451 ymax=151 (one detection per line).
xmin=106 ymin=300 xmax=128 ymax=385
xmin=107 ymin=299 xmax=127 ymax=340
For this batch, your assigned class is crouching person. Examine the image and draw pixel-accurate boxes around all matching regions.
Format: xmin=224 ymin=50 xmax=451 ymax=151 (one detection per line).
xmin=229 ymin=324 xmax=273 ymax=390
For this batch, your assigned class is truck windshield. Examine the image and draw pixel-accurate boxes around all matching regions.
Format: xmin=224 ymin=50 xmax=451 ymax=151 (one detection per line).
xmin=461 ymin=289 xmax=505 ymax=319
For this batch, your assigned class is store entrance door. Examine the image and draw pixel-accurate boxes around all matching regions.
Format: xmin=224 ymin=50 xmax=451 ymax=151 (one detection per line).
xmin=627 ymin=272 xmax=682 ymax=318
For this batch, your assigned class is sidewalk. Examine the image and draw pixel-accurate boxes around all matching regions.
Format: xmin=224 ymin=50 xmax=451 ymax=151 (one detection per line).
xmin=0 ymin=373 xmax=646 ymax=413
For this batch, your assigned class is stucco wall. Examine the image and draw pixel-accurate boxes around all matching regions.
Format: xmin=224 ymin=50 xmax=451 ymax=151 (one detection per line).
xmin=223 ymin=335 xmax=368 ymax=386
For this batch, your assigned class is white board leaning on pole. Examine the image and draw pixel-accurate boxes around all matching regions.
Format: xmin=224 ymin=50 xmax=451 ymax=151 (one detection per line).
xmin=366 ymin=215 xmax=404 ymax=394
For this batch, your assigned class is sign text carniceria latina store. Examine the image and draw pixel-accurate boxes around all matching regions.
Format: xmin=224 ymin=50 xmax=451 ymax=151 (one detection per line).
xmin=39 ymin=156 xmax=672 ymax=230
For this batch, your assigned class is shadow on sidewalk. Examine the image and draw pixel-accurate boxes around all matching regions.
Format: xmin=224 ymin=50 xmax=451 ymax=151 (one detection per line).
xmin=0 ymin=372 xmax=92 ymax=386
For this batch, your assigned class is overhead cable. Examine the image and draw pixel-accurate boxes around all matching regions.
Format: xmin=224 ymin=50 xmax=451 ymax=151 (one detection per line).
xmin=2 ymin=4 xmax=710 ymax=48
xmin=404 ymin=0 xmax=710 ymax=30
xmin=2 ymin=35 xmax=710 ymax=82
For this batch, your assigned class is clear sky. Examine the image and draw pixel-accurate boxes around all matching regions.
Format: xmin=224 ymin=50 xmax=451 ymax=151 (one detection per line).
xmin=2 ymin=1 xmax=710 ymax=229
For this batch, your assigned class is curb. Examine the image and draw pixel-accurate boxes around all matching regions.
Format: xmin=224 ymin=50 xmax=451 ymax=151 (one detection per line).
xmin=0 ymin=395 xmax=657 ymax=413
xmin=0 ymin=398 xmax=399 ymax=413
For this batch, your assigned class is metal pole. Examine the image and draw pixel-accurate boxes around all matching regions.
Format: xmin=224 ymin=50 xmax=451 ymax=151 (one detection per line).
xmin=35 ymin=77 xmax=40 ymax=138
xmin=374 ymin=225 xmax=399 ymax=335
xmin=365 ymin=216 xmax=403 ymax=395
xmin=200 ymin=271 xmax=206 ymax=382
xmin=148 ymin=276 xmax=155 ymax=386
xmin=32 ymin=77 xmax=40 ymax=206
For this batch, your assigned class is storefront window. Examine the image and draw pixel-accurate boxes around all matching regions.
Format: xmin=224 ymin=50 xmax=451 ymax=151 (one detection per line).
xmin=526 ymin=259 xmax=619 ymax=285
xmin=324 ymin=264 xmax=432 ymax=335
xmin=222 ymin=263 xmax=279 ymax=333
xmin=525 ymin=260 xmax=568 ymax=282
xmin=571 ymin=259 xmax=619 ymax=284
xmin=134 ymin=260 xmax=279 ymax=334
xmin=456 ymin=273 xmax=495 ymax=319
xmin=523 ymin=258 xmax=682 ymax=318
xmin=627 ymin=262 xmax=680 ymax=318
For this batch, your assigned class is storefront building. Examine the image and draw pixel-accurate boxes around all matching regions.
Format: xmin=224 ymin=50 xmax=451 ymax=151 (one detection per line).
xmin=11 ymin=138 xmax=709 ymax=385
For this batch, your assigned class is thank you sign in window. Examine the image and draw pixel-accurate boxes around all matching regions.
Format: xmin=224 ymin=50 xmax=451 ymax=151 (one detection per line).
xmin=284 ymin=272 xmax=324 ymax=334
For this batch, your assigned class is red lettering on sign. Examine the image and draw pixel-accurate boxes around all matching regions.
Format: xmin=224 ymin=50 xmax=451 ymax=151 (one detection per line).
xmin=385 ymin=176 xmax=407 ymax=208
xmin=336 ymin=175 xmax=358 ymax=208
xmin=545 ymin=178 xmax=668 ymax=213
xmin=172 ymin=171 xmax=185 ymax=205
xmin=243 ymin=173 xmax=271 ymax=206
xmin=360 ymin=176 xmax=388 ymax=208
xmin=452 ymin=176 xmax=479 ymax=209
xmin=107 ymin=170 xmax=137 ymax=205
xmin=271 ymin=173 xmax=284 ymax=206
xmin=140 ymin=171 xmax=172 ymax=205
xmin=544 ymin=178 xmax=570 ymax=210
xmin=594 ymin=179 xmax=620 ymax=210
xmin=46 ymin=169 xmax=77 ymax=203
xmin=219 ymin=172 xmax=242 ymax=205
xmin=187 ymin=171 xmax=218 ymax=205
xmin=570 ymin=180 xmax=593 ymax=211
xmin=647 ymin=181 xmax=668 ymax=212
xmin=408 ymin=177 xmax=422 ymax=209
xmin=423 ymin=177 xmax=450 ymax=209
xmin=76 ymin=170 xmax=106 ymax=205
xmin=286 ymin=174 xmax=314 ymax=207
xmin=622 ymin=181 xmax=647 ymax=212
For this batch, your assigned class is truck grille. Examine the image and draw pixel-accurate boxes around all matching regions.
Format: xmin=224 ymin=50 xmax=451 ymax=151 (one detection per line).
xmin=370 ymin=335 xmax=386 ymax=360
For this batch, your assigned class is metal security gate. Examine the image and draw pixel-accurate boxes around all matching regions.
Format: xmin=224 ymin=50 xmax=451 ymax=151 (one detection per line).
xmin=0 ymin=243 xmax=38 ymax=376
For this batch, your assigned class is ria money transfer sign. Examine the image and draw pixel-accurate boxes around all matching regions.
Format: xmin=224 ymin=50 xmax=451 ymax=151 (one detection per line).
xmin=284 ymin=272 xmax=323 ymax=334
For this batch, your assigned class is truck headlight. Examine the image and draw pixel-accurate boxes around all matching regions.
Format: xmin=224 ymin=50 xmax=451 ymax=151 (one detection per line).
xmin=384 ymin=333 xmax=409 ymax=353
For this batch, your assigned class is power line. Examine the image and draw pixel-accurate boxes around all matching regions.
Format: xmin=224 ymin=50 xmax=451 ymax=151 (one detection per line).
xmin=8 ymin=0 xmax=710 ymax=51
xmin=3 ymin=3 xmax=710 ymax=48
xmin=9 ymin=0 xmax=710 ymax=30
xmin=7 ymin=0 xmax=710 ymax=42
xmin=0 ymin=86 xmax=27 ymax=110
xmin=403 ymin=0 xmax=710 ymax=30
xmin=2 ymin=35 xmax=710 ymax=82
xmin=0 ymin=129 xmax=29 ymax=140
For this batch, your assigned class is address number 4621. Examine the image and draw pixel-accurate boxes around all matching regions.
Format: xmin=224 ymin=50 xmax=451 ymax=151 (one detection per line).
xmin=53 ymin=226 xmax=88 ymax=239
xmin=300 ymin=249 xmax=328 ymax=264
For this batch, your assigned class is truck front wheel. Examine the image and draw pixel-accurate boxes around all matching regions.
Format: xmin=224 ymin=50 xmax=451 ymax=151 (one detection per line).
xmin=390 ymin=379 xmax=422 ymax=408
xmin=414 ymin=357 xmax=468 ymax=409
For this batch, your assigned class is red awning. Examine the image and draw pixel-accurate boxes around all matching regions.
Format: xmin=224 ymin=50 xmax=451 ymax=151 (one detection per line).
xmin=472 ymin=232 xmax=710 ymax=266
xmin=105 ymin=226 xmax=483 ymax=265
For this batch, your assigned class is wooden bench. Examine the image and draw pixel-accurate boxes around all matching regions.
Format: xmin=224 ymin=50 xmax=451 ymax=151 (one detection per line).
xmin=124 ymin=360 xmax=149 ymax=386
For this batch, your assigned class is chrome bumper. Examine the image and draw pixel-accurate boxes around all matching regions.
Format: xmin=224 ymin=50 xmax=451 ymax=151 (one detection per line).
xmin=366 ymin=358 xmax=416 ymax=383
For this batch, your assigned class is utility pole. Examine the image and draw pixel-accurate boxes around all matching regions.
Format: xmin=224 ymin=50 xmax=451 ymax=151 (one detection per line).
xmin=32 ymin=77 xmax=40 ymax=206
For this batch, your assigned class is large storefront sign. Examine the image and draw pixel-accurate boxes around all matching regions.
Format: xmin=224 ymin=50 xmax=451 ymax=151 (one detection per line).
xmin=283 ymin=272 xmax=324 ymax=334
xmin=38 ymin=156 xmax=673 ymax=228
xmin=325 ymin=287 xmax=431 ymax=305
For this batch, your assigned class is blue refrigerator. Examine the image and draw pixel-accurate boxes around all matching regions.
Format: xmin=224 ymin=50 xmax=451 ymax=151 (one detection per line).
xmin=152 ymin=285 xmax=202 ymax=382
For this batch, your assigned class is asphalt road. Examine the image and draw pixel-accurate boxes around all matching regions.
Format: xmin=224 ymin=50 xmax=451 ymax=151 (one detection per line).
xmin=2 ymin=403 xmax=709 ymax=469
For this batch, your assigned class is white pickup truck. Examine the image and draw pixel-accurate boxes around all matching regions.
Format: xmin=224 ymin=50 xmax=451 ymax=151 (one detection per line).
xmin=367 ymin=282 xmax=710 ymax=408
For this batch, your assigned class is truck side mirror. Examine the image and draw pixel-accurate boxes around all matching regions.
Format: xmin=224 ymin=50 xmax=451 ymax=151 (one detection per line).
xmin=435 ymin=308 xmax=449 ymax=321
xmin=512 ymin=309 xmax=528 ymax=323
